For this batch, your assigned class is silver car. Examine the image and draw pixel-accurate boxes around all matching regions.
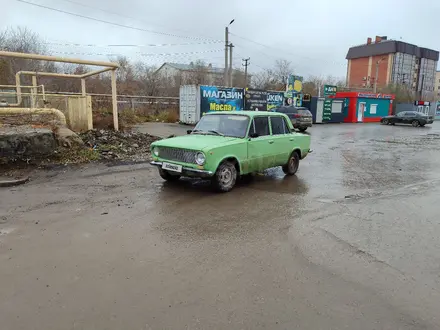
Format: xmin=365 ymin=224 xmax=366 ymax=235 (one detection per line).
xmin=273 ymin=106 xmax=313 ymax=132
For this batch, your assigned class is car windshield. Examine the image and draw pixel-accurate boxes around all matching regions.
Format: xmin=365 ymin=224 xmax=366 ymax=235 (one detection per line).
xmin=193 ymin=114 xmax=250 ymax=138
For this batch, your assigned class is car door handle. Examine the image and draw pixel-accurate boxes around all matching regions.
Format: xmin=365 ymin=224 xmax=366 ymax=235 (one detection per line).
xmin=269 ymin=140 xmax=274 ymax=144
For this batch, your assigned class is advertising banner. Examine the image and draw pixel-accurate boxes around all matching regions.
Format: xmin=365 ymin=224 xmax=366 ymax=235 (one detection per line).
xmin=323 ymin=85 xmax=337 ymax=122
xmin=244 ymin=88 xmax=268 ymax=111
xmin=200 ymin=86 xmax=244 ymax=114
xmin=267 ymin=91 xmax=284 ymax=111
xmin=287 ymin=75 xmax=303 ymax=93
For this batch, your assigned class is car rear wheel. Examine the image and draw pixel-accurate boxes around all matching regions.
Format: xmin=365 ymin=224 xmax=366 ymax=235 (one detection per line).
xmin=159 ymin=169 xmax=181 ymax=181
xmin=282 ymin=151 xmax=300 ymax=176
xmin=382 ymin=119 xmax=389 ymax=125
xmin=212 ymin=161 xmax=237 ymax=192
xmin=411 ymin=120 xmax=420 ymax=127
xmin=298 ymin=127 xmax=307 ymax=132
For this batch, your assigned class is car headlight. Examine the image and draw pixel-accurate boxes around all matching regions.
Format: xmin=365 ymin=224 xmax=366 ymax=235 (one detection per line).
xmin=153 ymin=146 xmax=159 ymax=157
xmin=195 ymin=152 xmax=205 ymax=165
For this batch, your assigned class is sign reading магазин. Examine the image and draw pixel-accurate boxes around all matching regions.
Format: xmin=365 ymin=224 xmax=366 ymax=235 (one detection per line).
xmin=244 ymin=88 xmax=268 ymax=111
xmin=200 ymin=86 xmax=244 ymax=114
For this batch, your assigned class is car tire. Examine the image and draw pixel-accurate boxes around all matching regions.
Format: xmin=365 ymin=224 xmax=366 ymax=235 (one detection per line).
xmin=159 ymin=169 xmax=181 ymax=181
xmin=212 ymin=161 xmax=237 ymax=192
xmin=382 ymin=119 xmax=389 ymax=125
xmin=298 ymin=127 xmax=307 ymax=132
xmin=411 ymin=120 xmax=420 ymax=127
xmin=282 ymin=151 xmax=300 ymax=176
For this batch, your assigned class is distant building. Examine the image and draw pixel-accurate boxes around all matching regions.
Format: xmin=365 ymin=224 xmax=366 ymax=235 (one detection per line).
xmin=346 ymin=36 xmax=439 ymax=98
xmin=435 ymin=71 xmax=440 ymax=99
xmin=155 ymin=62 xmax=245 ymax=86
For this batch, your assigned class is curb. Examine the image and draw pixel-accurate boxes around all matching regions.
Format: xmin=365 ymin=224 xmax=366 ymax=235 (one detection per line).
xmin=0 ymin=176 xmax=30 ymax=188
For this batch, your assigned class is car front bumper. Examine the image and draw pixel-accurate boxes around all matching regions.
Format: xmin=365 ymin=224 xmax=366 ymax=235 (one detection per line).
xmin=150 ymin=161 xmax=214 ymax=178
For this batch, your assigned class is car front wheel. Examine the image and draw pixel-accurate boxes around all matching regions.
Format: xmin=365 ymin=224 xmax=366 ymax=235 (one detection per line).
xmin=298 ymin=127 xmax=307 ymax=132
xmin=282 ymin=151 xmax=300 ymax=176
xmin=212 ymin=161 xmax=237 ymax=192
xmin=382 ymin=119 xmax=389 ymax=125
xmin=159 ymin=168 xmax=181 ymax=181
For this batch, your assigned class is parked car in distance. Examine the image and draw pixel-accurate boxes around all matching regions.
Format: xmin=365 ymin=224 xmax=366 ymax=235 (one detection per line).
xmin=273 ymin=105 xmax=313 ymax=132
xmin=381 ymin=111 xmax=434 ymax=127
xmin=150 ymin=111 xmax=312 ymax=192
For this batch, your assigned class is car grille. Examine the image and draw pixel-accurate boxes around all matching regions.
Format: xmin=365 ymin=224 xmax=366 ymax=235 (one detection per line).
xmin=159 ymin=147 xmax=197 ymax=164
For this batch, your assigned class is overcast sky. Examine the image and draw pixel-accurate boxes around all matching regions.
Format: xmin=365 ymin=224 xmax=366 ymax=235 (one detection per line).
xmin=4 ymin=0 xmax=440 ymax=78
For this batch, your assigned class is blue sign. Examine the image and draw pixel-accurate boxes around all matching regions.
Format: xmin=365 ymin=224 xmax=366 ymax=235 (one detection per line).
xmin=267 ymin=91 xmax=284 ymax=111
xmin=200 ymin=86 xmax=244 ymax=114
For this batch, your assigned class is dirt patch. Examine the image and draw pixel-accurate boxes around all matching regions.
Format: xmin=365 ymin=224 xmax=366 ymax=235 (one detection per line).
xmin=79 ymin=129 xmax=160 ymax=162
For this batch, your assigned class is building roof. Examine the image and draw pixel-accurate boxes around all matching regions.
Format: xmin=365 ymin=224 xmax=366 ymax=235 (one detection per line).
xmin=346 ymin=40 xmax=439 ymax=61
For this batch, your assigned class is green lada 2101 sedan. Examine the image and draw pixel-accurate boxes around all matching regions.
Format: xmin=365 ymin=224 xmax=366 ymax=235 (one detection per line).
xmin=150 ymin=111 xmax=311 ymax=192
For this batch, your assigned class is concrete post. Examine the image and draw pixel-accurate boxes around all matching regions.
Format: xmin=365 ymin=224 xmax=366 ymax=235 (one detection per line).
xmin=81 ymin=78 xmax=86 ymax=96
xmin=111 ymin=69 xmax=119 ymax=131
xmin=31 ymin=76 xmax=37 ymax=108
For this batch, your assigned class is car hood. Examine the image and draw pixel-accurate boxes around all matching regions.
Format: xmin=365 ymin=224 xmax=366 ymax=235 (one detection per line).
xmin=152 ymin=134 xmax=241 ymax=151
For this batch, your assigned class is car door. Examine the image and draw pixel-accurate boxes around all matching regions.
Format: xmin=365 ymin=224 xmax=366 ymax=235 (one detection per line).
xmin=394 ymin=112 xmax=405 ymax=124
xmin=247 ymin=116 xmax=274 ymax=172
xmin=270 ymin=115 xmax=292 ymax=166
xmin=403 ymin=112 xmax=416 ymax=124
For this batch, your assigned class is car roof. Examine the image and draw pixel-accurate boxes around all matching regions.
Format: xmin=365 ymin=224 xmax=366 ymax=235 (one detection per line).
xmin=206 ymin=111 xmax=286 ymax=118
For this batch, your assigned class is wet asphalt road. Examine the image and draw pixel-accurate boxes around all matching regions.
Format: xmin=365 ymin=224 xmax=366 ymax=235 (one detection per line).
xmin=1 ymin=122 xmax=440 ymax=329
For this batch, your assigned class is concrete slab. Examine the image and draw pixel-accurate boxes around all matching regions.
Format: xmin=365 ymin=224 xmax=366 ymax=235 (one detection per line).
xmin=0 ymin=125 xmax=57 ymax=158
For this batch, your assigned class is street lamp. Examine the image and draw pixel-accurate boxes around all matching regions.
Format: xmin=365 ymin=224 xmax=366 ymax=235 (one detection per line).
xmin=224 ymin=19 xmax=235 ymax=87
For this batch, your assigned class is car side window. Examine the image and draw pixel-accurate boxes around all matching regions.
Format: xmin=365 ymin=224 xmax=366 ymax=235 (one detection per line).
xmin=270 ymin=116 xmax=287 ymax=135
xmin=397 ymin=112 xmax=405 ymax=117
xmin=252 ymin=117 xmax=270 ymax=136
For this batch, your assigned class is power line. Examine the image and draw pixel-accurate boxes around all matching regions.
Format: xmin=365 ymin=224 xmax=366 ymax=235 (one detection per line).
xmin=48 ymin=49 xmax=223 ymax=58
xmin=45 ymin=41 xmax=222 ymax=48
xmin=230 ymin=32 xmax=347 ymax=67
xmin=56 ymin=0 xmax=220 ymax=42
xmin=14 ymin=0 xmax=221 ymax=42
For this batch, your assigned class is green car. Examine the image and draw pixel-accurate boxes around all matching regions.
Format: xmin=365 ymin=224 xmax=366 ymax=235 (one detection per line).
xmin=150 ymin=111 xmax=312 ymax=192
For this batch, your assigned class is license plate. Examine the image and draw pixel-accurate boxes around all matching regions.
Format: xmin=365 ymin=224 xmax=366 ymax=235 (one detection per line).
xmin=162 ymin=162 xmax=182 ymax=173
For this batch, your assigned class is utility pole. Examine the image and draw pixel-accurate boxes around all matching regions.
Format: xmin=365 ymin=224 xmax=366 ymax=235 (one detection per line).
xmin=242 ymin=57 xmax=250 ymax=87
xmin=419 ymin=74 xmax=425 ymax=100
xmin=224 ymin=19 xmax=234 ymax=87
xmin=374 ymin=56 xmax=386 ymax=93
xmin=373 ymin=62 xmax=380 ymax=93
xmin=229 ymin=43 xmax=234 ymax=87
xmin=224 ymin=26 xmax=229 ymax=87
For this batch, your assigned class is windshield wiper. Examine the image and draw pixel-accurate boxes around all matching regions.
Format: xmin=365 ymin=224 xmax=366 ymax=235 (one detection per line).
xmin=207 ymin=130 xmax=224 ymax=136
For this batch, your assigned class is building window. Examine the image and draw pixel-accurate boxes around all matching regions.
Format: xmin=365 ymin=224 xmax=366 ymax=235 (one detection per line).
xmin=370 ymin=104 xmax=378 ymax=114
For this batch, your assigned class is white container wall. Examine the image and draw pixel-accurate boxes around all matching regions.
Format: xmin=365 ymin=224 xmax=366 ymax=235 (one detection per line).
xmin=315 ymin=98 xmax=324 ymax=123
xmin=179 ymin=85 xmax=200 ymax=124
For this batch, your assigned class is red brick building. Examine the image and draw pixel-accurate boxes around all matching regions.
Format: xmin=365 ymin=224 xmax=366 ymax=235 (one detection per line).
xmin=346 ymin=36 xmax=438 ymax=98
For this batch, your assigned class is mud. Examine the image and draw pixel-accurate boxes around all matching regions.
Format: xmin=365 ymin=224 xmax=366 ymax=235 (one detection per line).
xmin=1 ymin=122 xmax=440 ymax=329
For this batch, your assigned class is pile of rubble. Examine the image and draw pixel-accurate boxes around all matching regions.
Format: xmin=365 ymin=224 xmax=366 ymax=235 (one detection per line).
xmin=79 ymin=129 xmax=161 ymax=162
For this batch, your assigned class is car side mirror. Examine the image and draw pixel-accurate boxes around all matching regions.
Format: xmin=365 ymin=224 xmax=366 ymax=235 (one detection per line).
xmin=187 ymin=129 xmax=192 ymax=135
xmin=249 ymin=132 xmax=259 ymax=138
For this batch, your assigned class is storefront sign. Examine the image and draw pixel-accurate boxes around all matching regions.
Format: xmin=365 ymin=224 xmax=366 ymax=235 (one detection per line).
xmin=323 ymin=99 xmax=332 ymax=121
xmin=267 ymin=91 xmax=284 ymax=111
xmin=244 ymin=88 xmax=268 ymax=111
xmin=358 ymin=93 xmax=393 ymax=99
xmin=200 ymin=86 xmax=244 ymax=114
xmin=323 ymin=85 xmax=337 ymax=122
xmin=324 ymin=85 xmax=337 ymax=97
